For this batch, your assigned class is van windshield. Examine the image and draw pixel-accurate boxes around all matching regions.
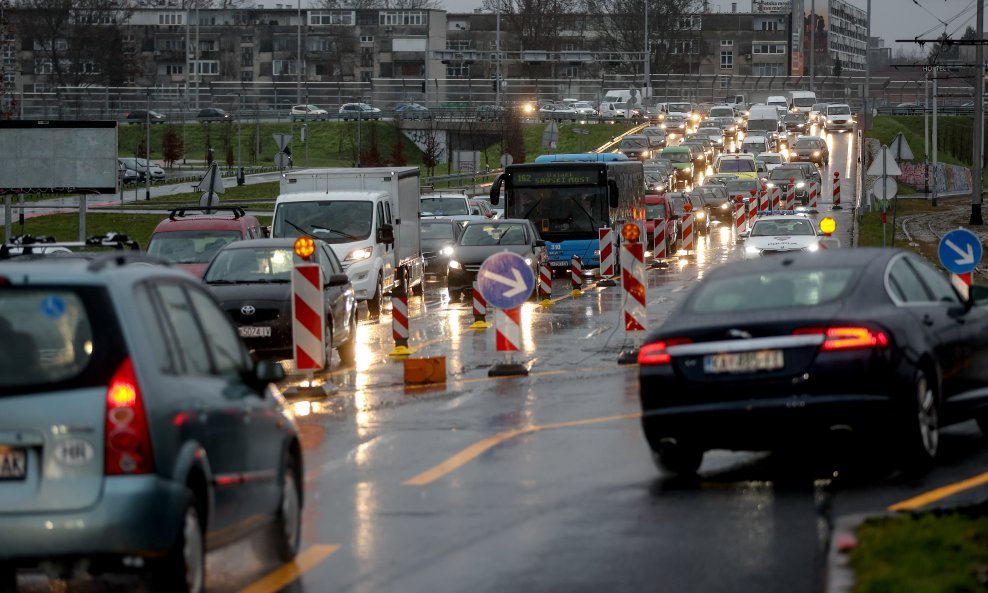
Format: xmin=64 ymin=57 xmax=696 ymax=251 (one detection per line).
xmin=273 ymin=200 xmax=374 ymax=243
xmin=828 ymin=106 xmax=851 ymax=115
xmin=668 ymin=103 xmax=691 ymax=113
xmin=793 ymin=97 xmax=816 ymax=107
xmin=709 ymin=107 xmax=734 ymax=117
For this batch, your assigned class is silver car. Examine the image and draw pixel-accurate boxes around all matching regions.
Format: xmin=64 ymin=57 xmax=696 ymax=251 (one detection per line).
xmin=0 ymin=255 xmax=301 ymax=593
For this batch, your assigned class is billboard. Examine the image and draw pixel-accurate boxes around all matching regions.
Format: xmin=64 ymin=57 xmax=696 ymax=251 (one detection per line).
xmin=0 ymin=120 xmax=118 ymax=194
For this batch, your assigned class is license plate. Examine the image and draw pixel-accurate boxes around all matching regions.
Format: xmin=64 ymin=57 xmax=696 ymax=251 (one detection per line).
xmin=703 ymin=350 xmax=784 ymax=374
xmin=550 ymin=261 xmax=570 ymax=267
xmin=0 ymin=447 xmax=27 ymax=480
xmin=238 ymin=326 xmax=272 ymax=338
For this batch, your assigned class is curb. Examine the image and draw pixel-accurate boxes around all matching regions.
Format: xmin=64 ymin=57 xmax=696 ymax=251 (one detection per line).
xmin=824 ymin=512 xmax=872 ymax=593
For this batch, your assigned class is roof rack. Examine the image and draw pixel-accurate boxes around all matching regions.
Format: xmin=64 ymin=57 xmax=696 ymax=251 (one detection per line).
xmin=86 ymin=252 xmax=167 ymax=272
xmin=0 ymin=232 xmax=141 ymax=260
xmin=169 ymin=206 xmax=246 ymax=220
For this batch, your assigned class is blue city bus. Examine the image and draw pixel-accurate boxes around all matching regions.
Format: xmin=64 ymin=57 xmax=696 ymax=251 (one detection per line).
xmin=490 ymin=160 xmax=645 ymax=273
xmin=533 ymin=153 xmax=630 ymax=163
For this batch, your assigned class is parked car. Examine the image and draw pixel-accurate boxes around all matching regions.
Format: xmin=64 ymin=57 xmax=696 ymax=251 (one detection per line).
xmin=146 ymin=206 xmax=265 ymax=278
xmin=394 ymin=102 xmax=431 ymax=120
xmin=0 ymin=255 xmax=300 ymax=593
xmin=637 ymin=248 xmax=988 ymax=475
xmin=538 ymin=103 xmax=579 ymax=122
xmin=123 ymin=109 xmax=166 ymax=124
xmin=118 ymin=160 xmax=140 ymax=184
xmin=339 ymin=102 xmax=382 ymax=120
xmin=289 ymin=104 xmax=329 ymax=121
xmin=446 ymin=219 xmax=546 ymax=302
xmin=196 ymin=107 xmax=233 ymax=122
xmin=118 ymin=157 xmax=165 ymax=181
xmin=203 ymin=238 xmax=357 ymax=365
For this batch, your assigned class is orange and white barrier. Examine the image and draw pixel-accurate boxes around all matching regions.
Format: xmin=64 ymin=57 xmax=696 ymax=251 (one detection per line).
xmin=389 ymin=280 xmax=415 ymax=356
xmin=621 ymin=241 xmax=647 ymax=332
xmin=495 ymin=307 xmax=522 ymax=352
xmin=771 ymin=186 xmax=782 ymax=210
xmin=652 ymin=218 xmax=666 ymax=261
xmin=292 ymin=263 xmax=326 ymax=369
xmin=758 ymin=187 xmax=770 ymax=212
xmin=747 ymin=196 xmax=757 ymax=226
xmin=599 ymin=227 xmax=615 ymax=280
xmin=808 ymin=181 xmax=819 ymax=210
xmin=786 ymin=178 xmax=796 ymax=211
xmin=734 ymin=196 xmax=746 ymax=235
xmin=681 ymin=212 xmax=695 ymax=253
xmin=570 ymin=255 xmax=583 ymax=291
xmin=538 ymin=264 xmax=552 ymax=301
xmin=832 ymin=171 xmax=843 ymax=210
xmin=469 ymin=280 xmax=492 ymax=330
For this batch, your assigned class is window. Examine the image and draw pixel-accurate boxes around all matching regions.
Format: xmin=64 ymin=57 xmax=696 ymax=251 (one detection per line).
xmin=887 ymin=259 xmax=932 ymax=303
xmin=273 ymin=38 xmax=293 ymax=52
xmin=155 ymin=284 xmax=212 ymax=375
xmin=34 ymin=59 xmax=52 ymax=74
xmin=360 ymin=35 xmax=374 ymax=43
xmin=564 ymin=65 xmax=579 ymax=78
xmin=446 ymin=64 xmax=469 ymax=78
xmin=187 ymin=288 xmax=248 ymax=376
xmin=754 ymin=63 xmax=785 ymax=76
xmin=2 ymin=71 xmax=14 ymax=85
xmin=241 ymin=70 xmax=253 ymax=82
xmin=241 ymin=47 xmax=253 ymax=67
xmin=2 ymin=45 xmax=15 ymax=67
xmin=310 ymin=11 xmax=355 ymax=26
xmin=753 ymin=43 xmax=786 ymax=54
xmin=677 ymin=15 xmax=701 ymax=30
xmin=165 ymin=63 xmax=184 ymax=75
xmin=672 ymin=40 xmax=697 ymax=55
xmin=908 ymin=258 xmax=961 ymax=303
xmin=446 ymin=39 xmax=470 ymax=51
xmin=272 ymin=60 xmax=297 ymax=76
xmin=198 ymin=39 xmax=216 ymax=52
xmin=192 ymin=60 xmax=219 ymax=75
xmin=720 ymin=40 xmax=733 ymax=47
xmin=309 ymin=37 xmax=334 ymax=52
xmin=719 ymin=75 xmax=730 ymax=89
xmin=158 ymin=13 xmax=184 ymax=26
xmin=79 ymin=61 xmax=101 ymax=74
xmin=720 ymin=51 xmax=733 ymax=70
xmin=380 ymin=11 xmax=426 ymax=26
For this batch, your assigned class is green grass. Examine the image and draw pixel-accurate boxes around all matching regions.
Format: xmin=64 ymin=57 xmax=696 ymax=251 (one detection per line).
xmin=849 ymin=509 xmax=988 ymax=593
xmin=117 ymin=181 xmax=280 ymax=209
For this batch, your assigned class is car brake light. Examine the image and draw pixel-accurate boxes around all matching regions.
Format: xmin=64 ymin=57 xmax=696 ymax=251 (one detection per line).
xmin=794 ymin=326 xmax=889 ymax=351
xmin=105 ymin=358 xmax=154 ymax=475
xmin=0 ymin=277 xmax=8 ymax=286
xmin=638 ymin=338 xmax=692 ymax=365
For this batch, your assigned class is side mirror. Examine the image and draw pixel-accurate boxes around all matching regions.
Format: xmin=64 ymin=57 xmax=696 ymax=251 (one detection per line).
xmin=967 ymin=284 xmax=988 ymax=307
xmin=608 ymin=179 xmax=620 ymax=209
xmin=326 ymin=273 xmax=350 ymax=287
xmin=739 ymin=231 xmax=749 ymax=239
xmin=377 ymin=223 xmax=395 ymax=245
xmin=254 ymin=359 xmax=285 ymax=385
xmin=535 ymin=239 xmax=546 ymax=247
xmin=489 ymin=174 xmax=504 ymax=205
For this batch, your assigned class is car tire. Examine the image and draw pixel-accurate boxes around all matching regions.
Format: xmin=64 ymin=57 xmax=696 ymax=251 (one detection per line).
xmin=150 ymin=492 xmax=205 ymax=593
xmin=900 ymin=368 xmax=939 ymax=471
xmin=651 ymin=442 xmax=704 ymax=476
xmin=367 ymin=274 xmax=384 ymax=317
xmin=272 ymin=455 xmax=302 ymax=562
xmin=337 ymin=314 xmax=357 ymax=366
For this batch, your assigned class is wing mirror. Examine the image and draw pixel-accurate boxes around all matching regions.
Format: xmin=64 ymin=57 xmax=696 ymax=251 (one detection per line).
xmin=967 ymin=284 xmax=988 ymax=308
xmin=535 ymin=239 xmax=546 ymax=247
xmin=377 ymin=223 xmax=395 ymax=245
xmin=326 ymin=273 xmax=350 ymax=287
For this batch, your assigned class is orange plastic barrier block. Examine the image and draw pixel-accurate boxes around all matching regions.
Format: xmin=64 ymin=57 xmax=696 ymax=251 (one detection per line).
xmin=403 ymin=356 xmax=447 ymax=385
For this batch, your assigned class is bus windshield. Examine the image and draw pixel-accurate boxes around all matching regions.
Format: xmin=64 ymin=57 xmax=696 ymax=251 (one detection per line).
xmin=510 ymin=186 xmax=608 ymax=239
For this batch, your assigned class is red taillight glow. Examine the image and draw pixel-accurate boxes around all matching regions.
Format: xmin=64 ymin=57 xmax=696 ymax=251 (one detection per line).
xmin=638 ymin=338 xmax=692 ymax=365
xmin=794 ymin=326 xmax=889 ymax=351
xmin=0 ymin=277 xmax=9 ymax=286
xmin=104 ymin=358 xmax=154 ymax=476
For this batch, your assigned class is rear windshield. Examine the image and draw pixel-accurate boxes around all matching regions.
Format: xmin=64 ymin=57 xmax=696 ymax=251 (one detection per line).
xmin=760 ymin=154 xmax=784 ymax=164
xmin=459 ymin=223 xmax=528 ymax=246
xmin=770 ymin=169 xmax=805 ymax=181
xmin=204 ymin=247 xmax=295 ymax=283
xmin=147 ymin=230 xmax=242 ymax=264
xmin=421 ymin=222 xmax=455 ymax=240
xmin=421 ymin=197 xmax=470 ymax=216
xmin=663 ymin=151 xmax=690 ymax=163
xmin=620 ymin=137 xmax=648 ymax=149
xmin=0 ymin=286 xmax=121 ymax=392
xmin=709 ymin=107 xmax=734 ymax=117
xmin=690 ymin=268 xmax=856 ymax=313
xmin=719 ymin=159 xmax=755 ymax=173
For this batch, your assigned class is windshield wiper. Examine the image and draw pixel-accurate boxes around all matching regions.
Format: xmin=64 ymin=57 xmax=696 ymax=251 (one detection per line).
xmin=283 ymin=219 xmax=310 ymax=236
xmin=310 ymin=224 xmax=359 ymax=240
xmin=206 ymin=279 xmax=236 ymax=284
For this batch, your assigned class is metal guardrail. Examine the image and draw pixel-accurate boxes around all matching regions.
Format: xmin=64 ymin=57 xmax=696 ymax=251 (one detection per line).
xmin=876 ymin=106 xmax=983 ymax=116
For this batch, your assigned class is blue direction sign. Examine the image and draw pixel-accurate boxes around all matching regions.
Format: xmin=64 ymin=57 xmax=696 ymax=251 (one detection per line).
xmin=477 ymin=251 xmax=536 ymax=310
xmin=938 ymin=228 xmax=983 ymax=275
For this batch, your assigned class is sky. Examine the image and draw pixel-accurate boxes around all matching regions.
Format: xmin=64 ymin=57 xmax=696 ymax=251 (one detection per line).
xmin=436 ymin=0 xmax=987 ymax=54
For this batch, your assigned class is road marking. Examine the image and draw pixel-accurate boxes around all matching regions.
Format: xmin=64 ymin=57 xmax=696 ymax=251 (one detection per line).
xmin=403 ymin=412 xmax=640 ymax=486
xmin=237 ymin=544 xmax=340 ymax=593
xmin=887 ymin=471 xmax=988 ymax=512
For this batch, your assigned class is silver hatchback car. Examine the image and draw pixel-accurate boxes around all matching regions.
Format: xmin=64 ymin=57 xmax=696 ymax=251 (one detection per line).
xmin=0 ymin=254 xmax=301 ymax=593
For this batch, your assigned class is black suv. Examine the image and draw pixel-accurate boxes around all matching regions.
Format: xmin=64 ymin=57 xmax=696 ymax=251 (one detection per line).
xmin=197 ymin=107 xmax=233 ymax=122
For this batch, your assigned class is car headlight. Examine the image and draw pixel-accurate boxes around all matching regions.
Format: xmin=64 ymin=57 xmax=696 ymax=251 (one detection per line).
xmin=660 ymin=123 xmax=666 ymax=128
xmin=524 ymin=257 xmax=533 ymax=265
xmin=744 ymin=245 xmax=761 ymax=255
xmin=720 ymin=203 xmax=729 ymax=210
xmin=448 ymin=260 xmax=461 ymax=270
xmin=766 ymin=182 xmax=776 ymax=187
xmin=345 ymin=247 xmax=373 ymax=261
xmin=695 ymin=211 xmax=705 ymax=219
xmin=685 ymin=166 xmax=692 ymax=173
xmin=796 ymin=182 xmax=806 ymax=188
xmin=643 ymin=150 xmax=650 ymax=158
xmin=813 ymin=151 xmax=820 ymax=157
xmin=441 ymin=245 xmax=454 ymax=256
xmin=803 ymin=243 xmax=820 ymax=252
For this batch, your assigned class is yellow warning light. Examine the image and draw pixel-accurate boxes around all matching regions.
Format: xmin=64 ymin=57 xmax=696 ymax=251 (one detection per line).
xmin=294 ymin=236 xmax=316 ymax=260
xmin=622 ymin=223 xmax=641 ymax=242
xmin=820 ymin=217 xmax=837 ymax=236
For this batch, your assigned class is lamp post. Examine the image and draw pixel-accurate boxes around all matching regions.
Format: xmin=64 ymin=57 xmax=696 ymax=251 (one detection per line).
xmin=643 ymin=0 xmax=649 ymax=104
xmin=145 ymin=88 xmax=152 ymax=201
xmin=296 ymin=0 xmax=302 ymax=104
xmin=237 ymin=83 xmax=243 ymax=185
xmin=194 ymin=2 xmax=199 ymax=110
xmin=495 ymin=9 xmax=501 ymax=106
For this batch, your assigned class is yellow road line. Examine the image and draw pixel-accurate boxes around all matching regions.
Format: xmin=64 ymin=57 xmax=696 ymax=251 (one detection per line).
xmin=887 ymin=471 xmax=988 ymax=512
xmin=238 ymin=544 xmax=340 ymax=593
xmin=403 ymin=412 xmax=641 ymax=486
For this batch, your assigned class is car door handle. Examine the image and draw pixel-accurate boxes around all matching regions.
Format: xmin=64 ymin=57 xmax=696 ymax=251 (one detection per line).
xmin=922 ymin=314 xmax=935 ymax=327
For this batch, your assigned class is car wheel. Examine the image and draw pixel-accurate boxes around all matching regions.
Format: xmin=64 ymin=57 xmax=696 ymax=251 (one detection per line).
xmin=900 ymin=368 xmax=939 ymax=470
xmin=367 ymin=274 xmax=384 ymax=317
xmin=272 ymin=455 xmax=302 ymax=562
xmin=337 ymin=314 xmax=357 ymax=366
xmin=150 ymin=492 xmax=205 ymax=593
xmin=651 ymin=442 xmax=704 ymax=476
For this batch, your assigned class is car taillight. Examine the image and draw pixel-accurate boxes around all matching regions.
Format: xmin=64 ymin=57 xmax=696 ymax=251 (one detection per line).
xmin=104 ymin=358 xmax=154 ymax=475
xmin=794 ymin=326 xmax=889 ymax=351
xmin=638 ymin=338 xmax=692 ymax=365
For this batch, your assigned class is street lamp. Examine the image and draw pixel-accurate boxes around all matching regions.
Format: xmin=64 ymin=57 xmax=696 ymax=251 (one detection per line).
xmin=237 ymin=82 xmax=244 ymax=185
xmin=296 ymin=0 xmax=302 ymax=104
xmin=145 ymin=88 xmax=152 ymax=201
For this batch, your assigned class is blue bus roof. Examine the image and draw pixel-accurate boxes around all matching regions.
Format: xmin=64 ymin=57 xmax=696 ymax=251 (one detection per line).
xmin=533 ymin=153 xmax=629 ymax=163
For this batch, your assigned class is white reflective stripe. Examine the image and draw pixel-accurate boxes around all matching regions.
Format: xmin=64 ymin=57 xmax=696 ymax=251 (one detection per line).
xmin=667 ymin=334 xmax=825 ymax=356
xmin=294 ymin=322 xmax=324 ymax=360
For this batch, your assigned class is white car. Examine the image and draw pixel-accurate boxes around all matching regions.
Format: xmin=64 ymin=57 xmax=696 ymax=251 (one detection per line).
xmin=339 ymin=102 xmax=382 ymax=120
xmin=824 ymin=103 xmax=855 ymax=132
xmin=538 ymin=103 xmax=578 ymax=122
xmin=571 ymin=101 xmax=598 ymax=116
xmin=118 ymin=157 xmax=165 ymax=181
xmin=756 ymin=152 xmax=787 ymax=172
xmin=289 ymin=104 xmax=329 ymax=121
xmin=743 ymin=212 xmax=820 ymax=259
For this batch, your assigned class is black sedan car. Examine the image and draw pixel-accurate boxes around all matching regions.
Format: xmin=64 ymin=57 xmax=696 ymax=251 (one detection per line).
xmin=638 ymin=249 xmax=988 ymax=475
xmin=446 ymin=219 xmax=546 ymax=302
xmin=204 ymin=238 xmax=357 ymax=366
xmin=123 ymin=109 xmax=166 ymax=124
xmin=197 ymin=107 xmax=233 ymax=122
xmin=421 ymin=218 xmax=462 ymax=280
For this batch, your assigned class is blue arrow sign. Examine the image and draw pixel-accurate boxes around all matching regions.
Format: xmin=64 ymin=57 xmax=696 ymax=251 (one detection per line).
xmin=938 ymin=228 xmax=982 ymax=275
xmin=477 ymin=251 xmax=536 ymax=310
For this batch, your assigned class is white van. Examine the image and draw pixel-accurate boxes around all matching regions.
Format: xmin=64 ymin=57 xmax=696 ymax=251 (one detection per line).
xmin=824 ymin=103 xmax=855 ymax=132
xmin=766 ymin=95 xmax=789 ymax=113
xmin=740 ymin=135 xmax=769 ymax=156
xmin=787 ymin=91 xmax=817 ymax=114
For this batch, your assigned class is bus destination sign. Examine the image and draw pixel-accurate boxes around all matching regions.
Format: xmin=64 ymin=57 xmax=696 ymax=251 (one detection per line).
xmin=512 ymin=169 xmax=600 ymax=187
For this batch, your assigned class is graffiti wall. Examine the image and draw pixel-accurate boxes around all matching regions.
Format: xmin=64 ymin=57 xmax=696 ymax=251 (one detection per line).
xmin=897 ymin=162 xmax=972 ymax=194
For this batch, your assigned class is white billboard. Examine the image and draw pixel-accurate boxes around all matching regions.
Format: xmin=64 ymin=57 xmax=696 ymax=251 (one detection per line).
xmin=0 ymin=121 xmax=118 ymax=194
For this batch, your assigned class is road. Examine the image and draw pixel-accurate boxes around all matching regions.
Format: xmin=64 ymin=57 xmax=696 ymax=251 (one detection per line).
xmin=14 ymin=129 xmax=987 ymax=593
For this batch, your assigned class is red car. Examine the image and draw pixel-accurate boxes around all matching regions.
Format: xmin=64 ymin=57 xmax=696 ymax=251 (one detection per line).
xmin=146 ymin=207 xmax=265 ymax=278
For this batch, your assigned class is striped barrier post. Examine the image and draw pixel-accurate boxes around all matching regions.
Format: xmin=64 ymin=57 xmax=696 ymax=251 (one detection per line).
xmin=570 ymin=255 xmax=584 ymax=295
xmin=667 ymin=219 xmax=677 ymax=254
xmin=618 ymin=233 xmax=647 ymax=364
xmin=808 ymin=180 xmax=819 ymax=210
xmin=771 ymin=186 xmax=782 ymax=211
xmin=786 ymin=178 xmax=796 ymax=211
xmin=538 ymin=263 xmax=552 ymax=305
xmin=389 ymin=277 xmax=416 ymax=357
xmin=832 ymin=170 xmax=843 ymax=210
xmin=652 ymin=218 xmax=667 ymax=264
xmin=292 ymin=262 xmax=326 ymax=369
xmin=759 ymin=186 xmax=770 ymax=212
xmin=734 ymin=195 xmax=746 ymax=237
xmin=469 ymin=280 xmax=492 ymax=330
xmin=489 ymin=306 xmax=528 ymax=377
xmin=680 ymin=212 xmax=694 ymax=254
xmin=747 ymin=190 xmax=757 ymax=227
xmin=598 ymin=227 xmax=617 ymax=287
xmin=951 ymin=272 xmax=972 ymax=301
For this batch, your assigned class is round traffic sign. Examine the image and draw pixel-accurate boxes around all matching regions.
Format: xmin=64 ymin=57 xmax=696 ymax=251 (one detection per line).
xmin=500 ymin=153 xmax=513 ymax=168
xmin=871 ymin=177 xmax=897 ymax=201
xmin=938 ymin=228 xmax=983 ymax=275
xmin=477 ymin=252 xmax=536 ymax=310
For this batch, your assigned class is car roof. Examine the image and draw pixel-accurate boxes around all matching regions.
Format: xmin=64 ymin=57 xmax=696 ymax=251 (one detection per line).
xmin=152 ymin=210 xmax=259 ymax=234
xmin=706 ymin=248 xmax=896 ymax=281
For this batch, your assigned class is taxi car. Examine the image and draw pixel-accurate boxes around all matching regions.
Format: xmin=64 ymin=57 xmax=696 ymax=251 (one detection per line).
xmin=743 ymin=211 xmax=820 ymax=259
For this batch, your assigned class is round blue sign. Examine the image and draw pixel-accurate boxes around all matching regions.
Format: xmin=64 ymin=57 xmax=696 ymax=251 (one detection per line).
xmin=937 ymin=228 xmax=982 ymax=275
xmin=477 ymin=252 xmax=536 ymax=310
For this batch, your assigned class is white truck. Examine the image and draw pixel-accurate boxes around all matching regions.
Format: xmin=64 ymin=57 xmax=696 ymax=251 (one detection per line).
xmin=787 ymin=90 xmax=818 ymax=114
xmin=272 ymin=167 xmax=425 ymax=316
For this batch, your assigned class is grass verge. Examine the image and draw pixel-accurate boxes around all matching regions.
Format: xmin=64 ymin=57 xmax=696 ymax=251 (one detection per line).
xmin=849 ymin=507 xmax=988 ymax=593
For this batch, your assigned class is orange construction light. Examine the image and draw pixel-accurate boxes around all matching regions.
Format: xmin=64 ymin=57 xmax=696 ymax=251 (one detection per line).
xmin=621 ymin=223 xmax=641 ymax=242
xmin=820 ymin=217 xmax=837 ymax=236
xmin=294 ymin=236 xmax=316 ymax=260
